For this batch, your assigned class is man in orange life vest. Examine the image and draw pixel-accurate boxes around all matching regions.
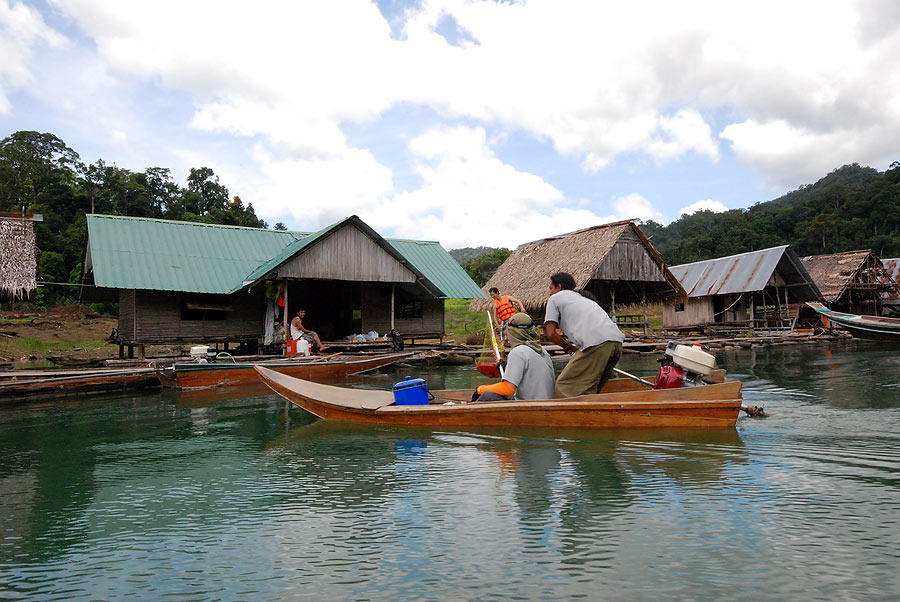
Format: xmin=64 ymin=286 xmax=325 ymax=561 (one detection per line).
xmin=489 ymin=287 xmax=524 ymax=343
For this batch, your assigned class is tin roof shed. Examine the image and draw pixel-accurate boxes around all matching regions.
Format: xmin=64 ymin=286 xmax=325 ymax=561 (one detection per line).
xmin=84 ymin=214 xmax=485 ymax=299
xmin=670 ymin=245 xmax=823 ymax=301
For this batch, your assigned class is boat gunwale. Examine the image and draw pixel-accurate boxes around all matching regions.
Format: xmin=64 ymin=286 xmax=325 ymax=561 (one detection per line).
xmin=255 ymin=366 xmax=742 ymax=415
xmin=170 ymin=351 xmax=413 ymax=373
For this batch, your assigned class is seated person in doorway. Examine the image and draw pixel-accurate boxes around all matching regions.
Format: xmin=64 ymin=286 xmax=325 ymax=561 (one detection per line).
xmin=489 ymin=287 xmax=524 ymax=344
xmin=473 ymin=313 xmax=555 ymax=401
xmin=290 ymin=309 xmax=329 ymax=353
xmin=543 ymin=272 xmax=624 ymax=398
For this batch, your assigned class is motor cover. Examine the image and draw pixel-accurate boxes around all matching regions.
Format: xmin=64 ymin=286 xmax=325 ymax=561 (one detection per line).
xmin=654 ymin=364 xmax=684 ymax=389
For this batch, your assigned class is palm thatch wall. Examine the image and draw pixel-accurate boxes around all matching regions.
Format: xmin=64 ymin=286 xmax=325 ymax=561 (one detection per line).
xmin=0 ymin=216 xmax=38 ymax=300
xmin=471 ymin=220 xmax=685 ymax=314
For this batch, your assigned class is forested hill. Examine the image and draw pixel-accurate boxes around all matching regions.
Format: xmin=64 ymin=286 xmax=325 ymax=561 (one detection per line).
xmin=641 ymin=162 xmax=900 ymax=266
xmin=0 ymin=131 xmax=272 ymax=304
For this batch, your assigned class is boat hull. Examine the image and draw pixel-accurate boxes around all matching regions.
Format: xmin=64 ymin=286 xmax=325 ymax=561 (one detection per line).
xmin=158 ymin=352 xmax=413 ymax=390
xmin=809 ymin=303 xmax=900 ymax=341
xmin=256 ymin=366 xmax=743 ymax=429
xmin=1 ymin=368 xmax=159 ymax=401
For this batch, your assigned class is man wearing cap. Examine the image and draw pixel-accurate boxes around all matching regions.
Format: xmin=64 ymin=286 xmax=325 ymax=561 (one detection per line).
xmin=473 ymin=313 xmax=555 ymax=401
xmin=543 ymin=272 xmax=624 ymax=398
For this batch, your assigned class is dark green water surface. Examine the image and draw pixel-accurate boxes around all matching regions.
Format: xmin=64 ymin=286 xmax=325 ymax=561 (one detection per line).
xmin=1 ymin=341 xmax=898 ymax=600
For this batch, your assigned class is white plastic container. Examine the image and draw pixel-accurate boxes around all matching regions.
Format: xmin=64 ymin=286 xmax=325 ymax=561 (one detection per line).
xmin=190 ymin=345 xmax=210 ymax=360
xmin=670 ymin=344 xmax=716 ymax=375
xmin=296 ymin=339 xmax=311 ymax=356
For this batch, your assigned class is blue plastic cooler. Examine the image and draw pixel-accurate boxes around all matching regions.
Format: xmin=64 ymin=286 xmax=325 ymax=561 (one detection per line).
xmin=392 ymin=376 xmax=431 ymax=405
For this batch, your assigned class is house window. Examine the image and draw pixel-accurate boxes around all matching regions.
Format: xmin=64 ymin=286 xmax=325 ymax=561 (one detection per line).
xmin=674 ymin=303 xmax=685 ymax=312
xmin=397 ymin=299 xmax=423 ymax=319
xmin=181 ymin=295 xmax=230 ymax=321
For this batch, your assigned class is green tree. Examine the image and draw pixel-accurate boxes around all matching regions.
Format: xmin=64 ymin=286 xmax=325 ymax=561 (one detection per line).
xmin=461 ymin=248 xmax=511 ymax=286
xmin=0 ymin=131 xmax=83 ymax=211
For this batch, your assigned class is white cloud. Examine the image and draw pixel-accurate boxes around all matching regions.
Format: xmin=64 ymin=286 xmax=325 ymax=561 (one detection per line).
xmin=611 ymin=193 xmax=665 ymax=223
xmin=5 ymin=0 xmax=898 ymax=238
xmin=357 ymin=125 xmax=635 ymax=248
xmin=679 ymin=199 xmax=729 ymax=217
xmin=0 ymin=0 xmax=65 ymax=114
xmin=250 ymin=142 xmax=395 ymax=226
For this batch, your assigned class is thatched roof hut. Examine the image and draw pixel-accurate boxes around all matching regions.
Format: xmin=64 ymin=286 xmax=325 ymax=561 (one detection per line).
xmin=0 ymin=213 xmax=41 ymax=300
xmin=800 ymin=250 xmax=900 ymax=314
xmin=472 ymin=220 xmax=685 ymax=314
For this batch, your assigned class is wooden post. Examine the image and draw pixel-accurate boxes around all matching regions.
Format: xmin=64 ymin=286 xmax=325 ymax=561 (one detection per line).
xmin=283 ymin=283 xmax=289 ymax=355
xmin=784 ymin=287 xmax=790 ymax=328
xmin=610 ymin=289 xmax=616 ymax=318
xmin=750 ymin=293 xmax=755 ymax=329
xmin=138 ymin=344 xmax=145 ymax=360
xmin=390 ymin=285 xmax=395 ymax=331
xmin=641 ymin=287 xmax=648 ymax=337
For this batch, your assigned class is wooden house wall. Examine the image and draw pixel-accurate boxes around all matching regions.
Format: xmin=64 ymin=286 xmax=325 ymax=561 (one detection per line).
xmin=593 ymin=229 xmax=667 ymax=282
xmin=663 ymin=297 xmax=714 ymax=328
xmin=278 ymin=225 xmax=417 ymax=283
xmin=117 ymin=288 xmax=266 ymax=345
xmin=360 ymin=284 xmax=444 ymax=336
xmin=118 ymin=290 xmax=136 ymax=341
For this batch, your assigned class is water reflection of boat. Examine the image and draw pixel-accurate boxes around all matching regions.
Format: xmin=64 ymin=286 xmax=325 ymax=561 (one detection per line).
xmin=256 ymin=366 xmax=743 ymax=428
xmin=808 ymin=302 xmax=900 ymax=341
xmin=156 ymin=352 xmax=413 ymax=390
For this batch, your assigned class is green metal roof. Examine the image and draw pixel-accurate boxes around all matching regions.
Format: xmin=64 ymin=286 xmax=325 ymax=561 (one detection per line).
xmin=387 ymin=238 xmax=486 ymax=299
xmin=86 ymin=215 xmax=301 ymax=294
xmin=85 ymin=214 xmax=486 ymax=298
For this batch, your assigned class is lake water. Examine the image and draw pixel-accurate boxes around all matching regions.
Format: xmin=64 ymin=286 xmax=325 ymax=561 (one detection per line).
xmin=1 ymin=341 xmax=898 ymax=600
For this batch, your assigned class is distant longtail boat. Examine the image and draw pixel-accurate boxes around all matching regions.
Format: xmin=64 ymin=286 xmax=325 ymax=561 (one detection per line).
xmin=808 ymin=302 xmax=900 ymax=341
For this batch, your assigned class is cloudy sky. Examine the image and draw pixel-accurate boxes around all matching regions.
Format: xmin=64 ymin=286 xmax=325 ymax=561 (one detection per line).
xmin=1 ymin=0 xmax=898 ymax=249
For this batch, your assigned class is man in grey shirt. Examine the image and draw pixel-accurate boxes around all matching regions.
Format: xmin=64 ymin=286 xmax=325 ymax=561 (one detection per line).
xmin=475 ymin=313 xmax=555 ymax=401
xmin=544 ymin=272 xmax=624 ymax=398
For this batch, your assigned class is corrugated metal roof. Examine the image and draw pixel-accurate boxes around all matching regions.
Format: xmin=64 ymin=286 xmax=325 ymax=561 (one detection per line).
xmin=86 ymin=215 xmax=301 ymax=294
xmin=388 ymin=238 xmax=486 ymax=299
xmin=670 ymin=245 xmax=822 ymax=300
xmin=86 ymin=214 xmax=486 ymax=299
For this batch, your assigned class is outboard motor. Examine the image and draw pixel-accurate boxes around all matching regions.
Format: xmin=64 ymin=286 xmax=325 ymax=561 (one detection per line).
xmin=189 ymin=345 xmax=217 ymax=364
xmin=654 ymin=341 xmax=717 ymax=388
xmin=390 ymin=329 xmax=404 ymax=351
xmin=655 ymin=353 xmax=685 ymax=389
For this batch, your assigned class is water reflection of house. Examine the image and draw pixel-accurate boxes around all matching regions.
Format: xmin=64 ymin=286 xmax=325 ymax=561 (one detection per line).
xmin=0 ymin=212 xmax=41 ymax=301
xmin=880 ymin=258 xmax=900 ymax=316
xmin=81 ymin=214 xmax=484 ymax=357
xmin=800 ymin=250 xmax=900 ymax=316
xmin=663 ymin=245 xmax=823 ymax=332
xmin=472 ymin=220 xmax=685 ymax=334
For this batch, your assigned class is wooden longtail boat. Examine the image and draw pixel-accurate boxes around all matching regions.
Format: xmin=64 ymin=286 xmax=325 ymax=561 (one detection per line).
xmin=158 ymin=352 xmax=414 ymax=390
xmin=255 ymin=366 xmax=743 ymax=428
xmin=0 ymin=367 xmax=159 ymax=401
xmin=808 ymin=302 xmax=900 ymax=341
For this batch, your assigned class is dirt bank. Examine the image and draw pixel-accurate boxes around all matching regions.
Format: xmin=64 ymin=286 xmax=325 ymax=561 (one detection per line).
xmin=0 ymin=304 xmax=182 ymax=368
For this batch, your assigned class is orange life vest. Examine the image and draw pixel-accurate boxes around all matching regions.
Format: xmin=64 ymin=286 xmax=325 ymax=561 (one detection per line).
xmin=494 ymin=295 xmax=515 ymax=322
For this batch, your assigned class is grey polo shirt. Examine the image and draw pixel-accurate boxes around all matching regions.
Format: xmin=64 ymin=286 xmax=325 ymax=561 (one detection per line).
xmin=544 ymin=289 xmax=625 ymax=350
xmin=503 ymin=345 xmax=555 ymax=401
